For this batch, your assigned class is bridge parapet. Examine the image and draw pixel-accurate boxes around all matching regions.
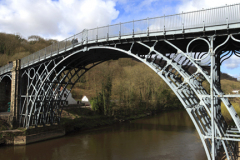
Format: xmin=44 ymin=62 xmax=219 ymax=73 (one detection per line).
xmin=0 ymin=62 xmax=13 ymax=75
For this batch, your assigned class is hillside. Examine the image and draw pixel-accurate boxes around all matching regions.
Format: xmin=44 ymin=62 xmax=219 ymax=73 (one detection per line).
xmin=221 ymin=79 xmax=240 ymax=94
xmin=188 ymin=65 xmax=238 ymax=81
xmin=0 ymin=33 xmax=57 ymax=66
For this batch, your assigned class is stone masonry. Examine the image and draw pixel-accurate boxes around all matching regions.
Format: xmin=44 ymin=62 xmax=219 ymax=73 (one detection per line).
xmin=10 ymin=60 xmax=21 ymax=127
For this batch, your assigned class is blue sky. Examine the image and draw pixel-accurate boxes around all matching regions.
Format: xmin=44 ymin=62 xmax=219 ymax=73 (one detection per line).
xmin=0 ymin=0 xmax=240 ymax=78
xmin=112 ymin=0 xmax=183 ymax=23
xmin=222 ymin=54 xmax=240 ymax=79
xmin=2 ymin=0 xmax=240 ymax=39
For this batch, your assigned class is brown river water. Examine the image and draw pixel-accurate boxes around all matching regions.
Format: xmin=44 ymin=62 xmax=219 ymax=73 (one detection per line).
xmin=0 ymin=110 xmax=207 ymax=160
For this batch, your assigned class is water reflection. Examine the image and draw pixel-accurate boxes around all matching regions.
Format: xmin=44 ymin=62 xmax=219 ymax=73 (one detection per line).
xmin=0 ymin=110 xmax=206 ymax=160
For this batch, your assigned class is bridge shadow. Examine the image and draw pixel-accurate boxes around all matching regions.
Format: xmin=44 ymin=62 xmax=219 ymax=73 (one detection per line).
xmin=0 ymin=77 xmax=11 ymax=113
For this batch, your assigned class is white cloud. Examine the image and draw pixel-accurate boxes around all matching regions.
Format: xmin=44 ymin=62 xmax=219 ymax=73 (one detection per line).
xmin=223 ymin=55 xmax=240 ymax=69
xmin=1 ymin=0 xmax=240 ymax=41
xmin=178 ymin=0 xmax=240 ymax=12
xmin=119 ymin=0 xmax=158 ymax=14
xmin=0 ymin=0 xmax=119 ymax=40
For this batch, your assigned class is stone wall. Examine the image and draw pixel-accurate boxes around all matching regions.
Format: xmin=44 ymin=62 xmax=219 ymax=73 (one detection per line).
xmin=10 ymin=60 xmax=21 ymax=127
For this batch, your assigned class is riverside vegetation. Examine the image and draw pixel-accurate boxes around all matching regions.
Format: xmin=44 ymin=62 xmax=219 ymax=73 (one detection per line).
xmin=0 ymin=32 xmax=240 ymax=134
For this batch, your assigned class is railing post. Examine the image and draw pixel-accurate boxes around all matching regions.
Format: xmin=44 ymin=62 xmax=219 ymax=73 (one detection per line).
xmin=182 ymin=23 xmax=184 ymax=34
xmin=164 ymin=15 xmax=166 ymax=34
xmin=73 ymin=35 xmax=75 ymax=48
xmin=107 ymin=25 xmax=109 ymax=40
xmin=226 ymin=18 xmax=229 ymax=29
xmin=65 ymin=40 xmax=67 ymax=51
xmin=96 ymin=27 xmax=98 ymax=42
xmin=82 ymin=33 xmax=84 ymax=45
xmin=203 ymin=21 xmax=205 ymax=32
xmin=133 ymin=20 xmax=134 ymax=37
xmin=45 ymin=48 xmax=46 ymax=59
xmin=86 ymin=30 xmax=88 ymax=44
xmin=58 ymin=42 xmax=60 ymax=54
xmin=147 ymin=17 xmax=149 ymax=36
xmin=119 ymin=23 xmax=121 ymax=39
xmin=51 ymin=45 xmax=53 ymax=57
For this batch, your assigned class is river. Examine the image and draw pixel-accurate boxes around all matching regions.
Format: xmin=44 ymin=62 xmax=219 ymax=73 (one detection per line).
xmin=0 ymin=110 xmax=207 ymax=160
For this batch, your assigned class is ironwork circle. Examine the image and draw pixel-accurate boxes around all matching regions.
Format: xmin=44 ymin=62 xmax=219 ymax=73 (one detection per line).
xmin=186 ymin=37 xmax=211 ymax=61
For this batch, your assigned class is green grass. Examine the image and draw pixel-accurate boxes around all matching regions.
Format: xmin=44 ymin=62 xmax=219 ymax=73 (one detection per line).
xmin=60 ymin=108 xmax=115 ymax=132
xmin=221 ymin=101 xmax=240 ymax=123
xmin=60 ymin=107 xmax=155 ymax=133
xmin=221 ymin=80 xmax=240 ymax=95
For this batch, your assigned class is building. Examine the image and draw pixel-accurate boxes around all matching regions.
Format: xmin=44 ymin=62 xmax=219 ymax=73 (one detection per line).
xmin=57 ymin=87 xmax=77 ymax=105
xmin=232 ymin=90 xmax=240 ymax=94
xmin=81 ymin=95 xmax=90 ymax=106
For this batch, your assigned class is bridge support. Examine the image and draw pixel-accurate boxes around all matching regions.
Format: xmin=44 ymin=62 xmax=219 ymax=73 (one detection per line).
xmin=10 ymin=60 xmax=21 ymax=128
xmin=210 ymin=37 xmax=216 ymax=159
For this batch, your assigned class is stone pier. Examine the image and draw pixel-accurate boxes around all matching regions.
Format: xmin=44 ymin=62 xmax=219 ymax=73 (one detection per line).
xmin=10 ymin=60 xmax=21 ymax=127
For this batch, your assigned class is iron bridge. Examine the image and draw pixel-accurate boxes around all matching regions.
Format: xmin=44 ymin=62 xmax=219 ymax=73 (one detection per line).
xmin=1 ymin=3 xmax=240 ymax=160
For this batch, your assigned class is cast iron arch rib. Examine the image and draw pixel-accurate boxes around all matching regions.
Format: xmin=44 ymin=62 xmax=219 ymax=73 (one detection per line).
xmin=19 ymin=35 xmax=240 ymax=159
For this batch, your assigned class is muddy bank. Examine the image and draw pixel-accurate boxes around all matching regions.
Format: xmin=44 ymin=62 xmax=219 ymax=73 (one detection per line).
xmin=0 ymin=107 xmax=179 ymax=146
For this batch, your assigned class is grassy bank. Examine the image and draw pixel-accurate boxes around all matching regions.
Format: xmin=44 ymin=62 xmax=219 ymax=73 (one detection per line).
xmin=60 ymin=107 xmax=162 ymax=133
xmin=221 ymin=101 xmax=240 ymax=124
xmin=61 ymin=104 xmax=240 ymax=134
xmin=61 ymin=100 xmax=240 ymax=132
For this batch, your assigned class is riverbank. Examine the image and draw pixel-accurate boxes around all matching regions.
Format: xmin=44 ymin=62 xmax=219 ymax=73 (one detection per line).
xmin=1 ymin=100 xmax=240 ymax=146
xmin=0 ymin=107 xmax=164 ymax=146
xmin=61 ymin=107 xmax=159 ymax=133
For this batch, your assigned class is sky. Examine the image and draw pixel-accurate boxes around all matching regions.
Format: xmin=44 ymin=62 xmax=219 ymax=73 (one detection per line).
xmin=0 ymin=0 xmax=240 ymax=78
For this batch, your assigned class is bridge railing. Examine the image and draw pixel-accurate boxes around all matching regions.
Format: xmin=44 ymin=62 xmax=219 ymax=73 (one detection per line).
xmin=0 ymin=62 xmax=13 ymax=75
xmin=8 ymin=3 xmax=240 ymax=70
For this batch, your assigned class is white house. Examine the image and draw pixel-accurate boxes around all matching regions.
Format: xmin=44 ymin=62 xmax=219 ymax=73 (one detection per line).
xmin=56 ymin=87 xmax=77 ymax=105
xmin=232 ymin=90 xmax=240 ymax=94
xmin=81 ymin=95 xmax=90 ymax=106
xmin=54 ymin=87 xmax=90 ymax=106
xmin=62 ymin=90 xmax=77 ymax=104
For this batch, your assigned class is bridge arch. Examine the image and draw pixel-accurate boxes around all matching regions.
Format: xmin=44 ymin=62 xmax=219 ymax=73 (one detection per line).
xmin=18 ymin=34 xmax=240 ymax=159
xmin=0 ymin=74 xmax=12 ymax=113
xmin=0 ymin=3 xmax=238 ymax=159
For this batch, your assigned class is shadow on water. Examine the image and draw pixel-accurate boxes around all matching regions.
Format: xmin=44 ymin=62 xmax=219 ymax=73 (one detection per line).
xmin=0 ymin=110 xmax=207 ymax=160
